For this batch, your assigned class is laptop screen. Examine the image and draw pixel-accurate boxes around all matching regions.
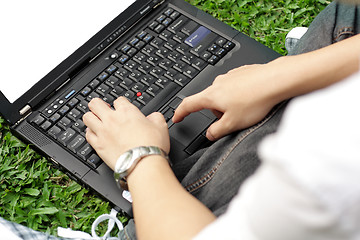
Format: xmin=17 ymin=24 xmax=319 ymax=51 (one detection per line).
xmin=1 ymin=0 xmax=136 ymax=103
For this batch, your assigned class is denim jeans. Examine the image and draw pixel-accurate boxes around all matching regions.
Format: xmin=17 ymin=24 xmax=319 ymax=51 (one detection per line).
xmin=2 ymin=1 xmax=359 ymax=240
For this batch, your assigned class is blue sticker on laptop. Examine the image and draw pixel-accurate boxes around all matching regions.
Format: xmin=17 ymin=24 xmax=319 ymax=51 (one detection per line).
xmin=185 ymin=26 xmax=211 ymax=48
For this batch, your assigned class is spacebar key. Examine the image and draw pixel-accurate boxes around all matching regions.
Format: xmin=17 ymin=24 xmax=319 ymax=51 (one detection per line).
xmin=141 ymin=82 xmax=181 ymax=116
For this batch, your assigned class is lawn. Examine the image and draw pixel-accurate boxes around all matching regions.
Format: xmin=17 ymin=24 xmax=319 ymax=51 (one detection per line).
xmin=0 ymin=0 xmax=330 ymax=237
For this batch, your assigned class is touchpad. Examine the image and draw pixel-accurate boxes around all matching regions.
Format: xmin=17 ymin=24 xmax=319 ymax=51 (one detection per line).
xmin=169 ymin=111 xmax=212 ymax=147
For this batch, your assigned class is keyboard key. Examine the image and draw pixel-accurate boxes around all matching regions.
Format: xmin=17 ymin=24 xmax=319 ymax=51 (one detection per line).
xmin=58 ymin=117 xmax=72 ymax=130
xmin=87 ymin=92 xmax=100 ymax=101
xmin=170 ymin=11 xmax=180 ymax=20
xmin=164 ymin=68 xmax=177 ymax=80
xmin=67 ymin=109 xmax=81 ymax=122
xmin=147 ymin=54 xmax=161 ymax=66
xmin=146 ymin=84 xmax=161 ymax=97
xmin=173 ymin=32 xmax=186 ymax=43
xmin=150 ymin=37 xmax=164 ymax=49
xmin=129 ymin=37 xmax=140 ymax=46
xmin=150 ymin=66 xmax=165 ymax=78
xmin=137 ymin=92 xmax=152 ymax=105
xmin=140 ymin=75 xmax=155 ymax=86
xmin=40 ymin=121 xmax=52 ymax=131
xmin=110 ymin=86 xmax=125 ymax=98
xmin=159 ymin=30 xmax=172 ymax=41
xmin=148 ymin=21 xmax=158 ymax=30
xmin=88 ymin=79 xmax=100 ymax=89
xmin=114 ymin=67 xmax=129 ymax=80
xmin=155 ymin=77 xmax=171 ymax=88
xmin=118 ymin=55 xmax=130 ymax=64
xmin=200 ymin=51 xmax=212 ymax=61
xmin=80 ymin=87 xmax=91 ymax=97
xmin=137 ymin=30 xmax=147 ymax=39
xmin=68 ymin=135 xmax=86 ymax=153
xmin=164 ymin=8 xmax=174 ymax=17
xmin=192 ymin=58 xmax=207 ymax=70
xmin=124 ymin=60 xmax=138 ymax=72
xmin=156 ymin=14 xmax=167 ymax=23
xmin=48 ymin=125 xmax=61 ymax=139
xmin=76 ymin=100 xmax=89 ymax=113
xmin=133 ymin=52 xmax=147 ymax=64
xmin=223 ymin=41 xmax=235 ymax=51
xmin=96 ymin=83 xmax=110 ymax=96
xmin=143 ymin=34 xmax=154 ymax=43
xmin=181 ymin=21 xmax=199 ymax=36
xmin=183 ymin=66 xmax=199 ymax=78
xmin=182 ymin=53 xmax=196 ymax=64
xmin=159 ymin=58 xmax=173 ymax=70
xmin=105 ymin=76 xmax=120 ymax=88
xmin=120 ymin=78 xmax=134 ymax=90
xmin=176 ymin=44 xmax=190 ymax=54
xmin=174 ymin=74 xmax=190 ymax=86
xmin=132 ymin=83 xmax=146 ymax=92
xmin=132 ymin=100 xmax=143 ymax=109
xmin=102 ymin=94 xmax=115 ymax=104
xmin=98 ymin=72 xmax=109 ymax=81
xmin=129 ymin=70 xmax=143 ymax=82
xmin=168 ymin=15 xmax=188 ymax=34
xmin=138 ymin=62 xmax=152 ymax=74
xmin=49 ymin=113 xmax=61 ymax=123
xmin=162 ymin=18 xmax=173 ymax=27
xmin=216 ymin=37 xmax=227 ymax=47
xmin=77 ymin=143 xmax=93 ymax=161
xmin=173 ymin=61 xmax=187 ymax=72
xmin=208 ymin=55 xmax=220 ymax=65
xmin=123 ymin=90 xmax=135 ymax=101
xmin=31 ymin=114 xmax=45 ymax=126
xmin=119 ymin=44 xmax=131 ymax=53
xmin=87 ymin=154 xmax=102 ymax=168
xmin=127 ymin=48 xmax=138 ymax=57
xmin=142 ymin=45 xmax=155 ymax=56
xmin=67 ymin=97 xmax=79 ymax=108
xmin=168 ymin=51 xmax=182 ymax=62
xmin=154 ymin=24 xmax=165 ymax=34
xmin=72 ymin=119 xmax=86 ymax=133
xmin=58 ymin=128 xmax=76 ymax=146
xmin=208 ymin=43 xmax=219 ymax=54
xmin=106 ymin=65 xmax=118 ymax=74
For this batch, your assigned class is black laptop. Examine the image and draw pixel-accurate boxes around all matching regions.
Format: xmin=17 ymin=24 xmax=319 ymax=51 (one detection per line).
xmin=0 ymin=0 xmax=280 ymax=216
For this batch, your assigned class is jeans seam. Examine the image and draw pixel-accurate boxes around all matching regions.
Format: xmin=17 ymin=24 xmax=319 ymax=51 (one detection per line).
xmin=185 ymin=101 xmax=287 ymax=193
xmin=333 ymin=27 xmax=354 ymax=42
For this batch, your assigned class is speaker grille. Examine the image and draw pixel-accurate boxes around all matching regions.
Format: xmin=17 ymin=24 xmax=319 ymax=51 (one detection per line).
xmin=18 ymin=124 xmax=52 ymax=147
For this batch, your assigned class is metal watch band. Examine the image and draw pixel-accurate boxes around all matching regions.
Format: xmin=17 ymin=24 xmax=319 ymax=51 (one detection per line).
xmin=113 ymin=146 xmax=170 ymax=190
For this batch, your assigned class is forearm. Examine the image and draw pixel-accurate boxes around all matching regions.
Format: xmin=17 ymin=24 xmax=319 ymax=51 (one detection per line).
xmin=268 ymin=34 xmax=360 ymax=104
xmin=127 ymin=156 xmax=216 ymax=240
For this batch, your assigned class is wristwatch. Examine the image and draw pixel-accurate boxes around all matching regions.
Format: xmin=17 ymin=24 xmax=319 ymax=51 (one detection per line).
xmin=114 ymin=146 xmax=170 ymax=190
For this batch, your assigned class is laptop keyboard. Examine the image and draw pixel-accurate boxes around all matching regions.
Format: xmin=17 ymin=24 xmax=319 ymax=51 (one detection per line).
xmin=29 ymin=7 xmax=235 ymax=169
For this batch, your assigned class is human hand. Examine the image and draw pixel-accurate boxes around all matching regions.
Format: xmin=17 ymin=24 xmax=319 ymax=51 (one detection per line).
xmin=173 ymin=63 xmax=282 ymax=141
xmin=83 ymin=97 xmax=170 ymax=170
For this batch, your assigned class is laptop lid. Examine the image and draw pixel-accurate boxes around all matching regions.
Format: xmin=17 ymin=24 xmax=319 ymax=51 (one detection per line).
xmin=0 ymin=0 xmax=162 ymax=125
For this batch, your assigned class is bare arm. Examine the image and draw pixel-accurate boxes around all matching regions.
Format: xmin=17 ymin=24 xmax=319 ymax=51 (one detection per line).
xmin=173 ymin=34 xmax=360 ymax=140
xmin=83 ymin=98 xmax=215 ymax=240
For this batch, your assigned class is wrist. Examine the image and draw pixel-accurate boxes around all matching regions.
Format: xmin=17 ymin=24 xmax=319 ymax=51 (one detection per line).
xmin=113 ymin=146 xmax=171 ymax=190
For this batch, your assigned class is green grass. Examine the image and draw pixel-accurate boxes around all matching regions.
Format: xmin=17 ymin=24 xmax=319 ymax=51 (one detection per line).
xmin=0 ymin=0 xmax=330 ymax=237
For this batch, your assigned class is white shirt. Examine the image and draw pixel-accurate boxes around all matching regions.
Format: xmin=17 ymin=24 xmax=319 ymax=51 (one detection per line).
xmin=194 ymin=70 xmax=360 ymax=240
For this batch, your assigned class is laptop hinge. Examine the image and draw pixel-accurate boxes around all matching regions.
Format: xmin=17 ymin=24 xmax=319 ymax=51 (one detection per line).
xmin=16 ymin=105 xmax=32 ymax=126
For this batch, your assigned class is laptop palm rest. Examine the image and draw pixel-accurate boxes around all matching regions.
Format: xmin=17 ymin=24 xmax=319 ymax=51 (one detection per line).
xmin=169 ymin=111 xmax=212 ymax=147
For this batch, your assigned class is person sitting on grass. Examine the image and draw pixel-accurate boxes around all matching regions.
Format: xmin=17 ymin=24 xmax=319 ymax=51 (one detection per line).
xmin=1 ymin=0 xmax=360 ymax=239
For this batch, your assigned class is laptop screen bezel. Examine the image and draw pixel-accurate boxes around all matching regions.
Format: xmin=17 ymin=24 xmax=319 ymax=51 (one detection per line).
xmin=0 ymin=0 xmax=158 ymax=124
